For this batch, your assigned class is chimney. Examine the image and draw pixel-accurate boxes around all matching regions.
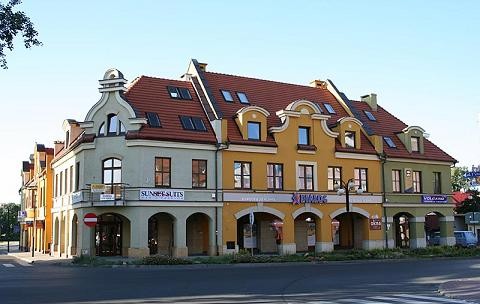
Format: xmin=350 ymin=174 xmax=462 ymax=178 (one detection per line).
xmin=198 ymin=62 xmax=208 ymax=72
xmin=54 ymin=140 xmax=64 ymax=156
xmin=361 ymin=93 xmax=377 ymax=111
xmin=309 ymin=79 xmax=327 ymax=89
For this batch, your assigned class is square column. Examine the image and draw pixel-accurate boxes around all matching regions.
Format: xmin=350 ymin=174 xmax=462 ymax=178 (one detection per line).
xmin=409 ymin=217 xmax=426 ymax=248
xmin=173 ymin=217 xmax=188 ymax=257
xmin=316 ymin=217 xmax=333 ymax=252
xmin=439 ymin=216 xmax=455 ymax=246
xmin=127 ymin=209 xmax=149 ymax=258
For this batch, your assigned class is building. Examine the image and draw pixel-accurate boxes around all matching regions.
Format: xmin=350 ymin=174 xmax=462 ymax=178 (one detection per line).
xmin=19 ymin=144 xmax=54 ymax=253
xmin=50 ymin=69 xmax=221 ymax=257
xmin=349 ymin=95 xmax=457 ymax=248
xmin=186 ymin=60 xmax=385 ymax=254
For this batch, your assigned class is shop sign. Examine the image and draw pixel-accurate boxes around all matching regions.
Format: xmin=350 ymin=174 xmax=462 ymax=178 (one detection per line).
xmin=139 ymin=189 xmax=185 ymax=201
xmin=421 ymin=195 xmax=448 ymax=203
xmin=90 ymin=184 xmax=106 ymax=193
xmin=100 ymin=193 xmax=115 ymax=201
xmin=17 ymin=211 xmax=27 ymax=219
xmin=464 ymin=171 xmax=480 ymax=178
xmin=223 ymin=192 xmax=288 ymax=202
xmin=292 ymin=193 xmax=327 ymax=205
xmin=369 ymin=218 xmax=382 ymax=230
xmin=71 ymin=191 xmax=83 ymax=204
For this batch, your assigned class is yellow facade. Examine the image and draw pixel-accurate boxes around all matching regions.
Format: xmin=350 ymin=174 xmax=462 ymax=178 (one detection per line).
xmin=221 ymin=101 xmax=384 ymax=254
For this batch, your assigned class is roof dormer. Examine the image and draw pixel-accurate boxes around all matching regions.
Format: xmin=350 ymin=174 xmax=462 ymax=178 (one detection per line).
xmin=335 ymin=117 xmax=363 ymax=149
xmin=398 ymin=126 xmax=426 ymax=154
xmin=235 ymin=106 xmax=270 ymax=142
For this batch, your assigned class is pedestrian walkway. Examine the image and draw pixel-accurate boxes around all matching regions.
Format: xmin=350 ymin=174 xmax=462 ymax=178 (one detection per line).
xmin=0 ymin=241 xmax=71 ymax=264
xmin=439 ymin=279 xmax=480 ymax=304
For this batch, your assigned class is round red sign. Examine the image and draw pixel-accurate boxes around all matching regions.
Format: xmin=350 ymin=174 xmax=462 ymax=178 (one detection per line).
xmin=83 ymin=213 xmax=98 ymax=227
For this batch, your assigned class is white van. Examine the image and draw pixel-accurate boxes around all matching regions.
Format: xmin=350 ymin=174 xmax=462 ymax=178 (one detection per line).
xmin=454 ymin=231 xmax=478 ymax=248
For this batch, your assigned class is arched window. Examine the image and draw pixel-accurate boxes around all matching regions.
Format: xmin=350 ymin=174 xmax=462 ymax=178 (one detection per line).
xmin=103 ymin=158 xmax=122 ymax=199
xmin=99 ymin=123 xmax=105 ymax=136
xmin=107 ymin=114 xmax=118 ymax=135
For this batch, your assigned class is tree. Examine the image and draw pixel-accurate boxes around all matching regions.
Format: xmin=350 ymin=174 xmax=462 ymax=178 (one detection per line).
xmin=454 ymin=190 xmax=480 ymax=214
xmin=0 ymin=0 xmax=41 ymax=69
xmin=451 ymin=166 xmax=470 ymax=192
xmin=0 ymin=203 xmax=20 ymax=241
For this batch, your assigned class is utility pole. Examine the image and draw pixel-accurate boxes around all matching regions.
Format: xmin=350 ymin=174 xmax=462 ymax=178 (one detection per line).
xmin=7 ymin=204 xmax=10 ymax=252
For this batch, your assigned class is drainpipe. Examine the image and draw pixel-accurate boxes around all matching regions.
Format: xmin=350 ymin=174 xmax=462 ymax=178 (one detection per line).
xmin=214 ymin=141 xmax=229 ymax=256
xmin=379 ymin=152 xmax=389 ymax=249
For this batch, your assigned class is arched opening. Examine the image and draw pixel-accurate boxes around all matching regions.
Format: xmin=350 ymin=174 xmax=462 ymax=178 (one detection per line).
xmin=186 ymin=213 xmax=210 ymax=256
xmin=95 ymin=213 xmax=130 ymax=256
xmin=237 ymin=212 xmax=282 ymax=254
xmin=102 ymin=158 xmax=122 ymax=199
xmin=294 ymin=212 xmax=319 ymax=253
xmin=148 ymin=212 xmax=174 ymax=256
xmin=393 ymin=213 xmax=413 ymax=248
xmin=71 ymin=214 xmax=78 ymax=256
xmin=332 ymin=212 xmax=367 ymax=250
xmin=425 ymin=212 xmax=442 ymax=246
xmin=54 ymin=217 xmax=59 ymax=253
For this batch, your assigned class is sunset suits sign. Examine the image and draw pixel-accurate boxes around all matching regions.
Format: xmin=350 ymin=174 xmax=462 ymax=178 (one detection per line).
xmin=139 ymin=189 xmax=185 ymax=201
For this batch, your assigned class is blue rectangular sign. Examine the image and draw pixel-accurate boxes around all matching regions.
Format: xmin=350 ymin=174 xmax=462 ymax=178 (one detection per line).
xmin=422 ymin=195 xmax=448 ymax=203
xmin=464 ymin=171 xmax=480 ymax=178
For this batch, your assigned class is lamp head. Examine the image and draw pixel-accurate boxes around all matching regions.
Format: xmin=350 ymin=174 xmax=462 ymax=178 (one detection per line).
xmin=356 ymin=188 xmax=364 ymax=194
xmin=337 ymin=188 xmax=346 ymax=196
xmin=347 ymin=181 xmax=355 ymax=190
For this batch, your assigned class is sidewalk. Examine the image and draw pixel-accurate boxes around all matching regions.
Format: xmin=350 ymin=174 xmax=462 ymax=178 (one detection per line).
xmin=1 ymin=241 xmax=72 ymax=264
xmin=439 ymin=279 xmax=480 ymax=304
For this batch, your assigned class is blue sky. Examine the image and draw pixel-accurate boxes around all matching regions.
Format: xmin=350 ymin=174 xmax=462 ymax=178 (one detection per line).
xmin=1 ymin=0 xmax=478 ymax=203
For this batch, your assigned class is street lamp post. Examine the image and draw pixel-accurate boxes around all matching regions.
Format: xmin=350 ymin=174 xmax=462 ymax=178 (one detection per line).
xmin=7 ymin=204 xmax=10 ymax=253
xmin=335 ymin=178 xmax=363 ymax=248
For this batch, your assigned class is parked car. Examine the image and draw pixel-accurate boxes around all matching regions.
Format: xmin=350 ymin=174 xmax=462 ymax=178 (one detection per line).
xmin=454 ymin=231 xmax=478 ymax=248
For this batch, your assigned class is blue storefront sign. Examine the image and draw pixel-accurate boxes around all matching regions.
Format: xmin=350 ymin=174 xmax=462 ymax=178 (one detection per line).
xmin=464 ymin=171 xmax=480 ymax=178
xmin=292 ymin=193 xmax=328 ymax=205
xmin=421 ymin=195 xmax=448 ymax=203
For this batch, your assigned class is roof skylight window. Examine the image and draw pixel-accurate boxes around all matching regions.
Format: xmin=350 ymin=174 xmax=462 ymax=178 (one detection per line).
xmin=178 ymin=87 xmax=192 ymax=100
xmin=364 ymin=110 xmax=377 ymax=121
xmin=180 ymin=116 xmax=207 ymax=132
xmin=146 ymin=112 xmax=162 ymax=127
xmin=324 ymin=103 xmax=336 ymax=114
xmin=384 ymin=136 xmax=397 ymax=148
xmin=168 ymin=86 xmax=192 ymax=100
xmin=237 ymin=92 xmax=249 ymax=104
xmin=167 ymin=86 xmax=180 ymax=99
xmin=221 ymin=90 xmax=233 ymax=102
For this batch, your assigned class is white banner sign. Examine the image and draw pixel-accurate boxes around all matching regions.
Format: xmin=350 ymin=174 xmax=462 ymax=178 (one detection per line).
xmin=139 ymin=189 xmax=185 ymax=201
xmin=71 ymin=191 xmax=83 ymax=204
xmin=100 ymin=193 xmax=115 ymax=201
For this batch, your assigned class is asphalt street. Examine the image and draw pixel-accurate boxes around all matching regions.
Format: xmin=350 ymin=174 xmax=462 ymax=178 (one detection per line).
xmin=1 ymin=246 xmax=479 ymax=304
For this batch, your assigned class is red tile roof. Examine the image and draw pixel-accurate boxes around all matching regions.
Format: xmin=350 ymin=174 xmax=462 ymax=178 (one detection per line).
xmin=203 ymin=71 xmax=377 ymax=153
xmin=124 ymin=76 xmax=217 ymax=144
xmin=351 ymin=101 xmax=456 ymax=163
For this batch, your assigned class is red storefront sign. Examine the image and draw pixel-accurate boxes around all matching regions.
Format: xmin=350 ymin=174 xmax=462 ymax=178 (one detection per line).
xmin=369 ymin=218 xmax=382 ymax=230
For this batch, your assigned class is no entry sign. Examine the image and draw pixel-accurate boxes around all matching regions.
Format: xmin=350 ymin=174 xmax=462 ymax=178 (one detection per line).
xmin=83 ymin=213 xmax=98 ymax=227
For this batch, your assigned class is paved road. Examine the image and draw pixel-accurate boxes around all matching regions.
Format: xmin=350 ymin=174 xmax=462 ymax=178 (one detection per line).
xmin=0 ymin=250 xmax=479 ymax=303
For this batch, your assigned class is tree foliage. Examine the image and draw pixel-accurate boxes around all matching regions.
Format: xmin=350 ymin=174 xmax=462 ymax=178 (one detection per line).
xmin=0 ymin=0 xmax=41 ymax=69
xmin=0 ymin=203 xmax=20 ymax=241
xmin=454 ymin=190 xmax=480 ymax=214
xmin=451 ymin=166 xmax=470 ymax=192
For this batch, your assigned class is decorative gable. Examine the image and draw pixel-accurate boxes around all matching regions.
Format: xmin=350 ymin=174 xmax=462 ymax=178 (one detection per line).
xmin=235 ymin=106 xmax=270 ymax=142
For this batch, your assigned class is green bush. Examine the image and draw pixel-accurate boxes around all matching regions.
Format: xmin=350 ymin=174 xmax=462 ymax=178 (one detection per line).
xmin=141 ymin=255 xmax=193 ymax=265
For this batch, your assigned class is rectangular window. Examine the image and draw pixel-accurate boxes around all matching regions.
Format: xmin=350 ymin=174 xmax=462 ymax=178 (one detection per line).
xmin=146 ymin=112 xmax=162 ymax=127
xmin=59 ymin=171 xmax=63 ymax=196
xmin=324 ymin=103 xmax=336 ymax=114
xmin=167 ymin=86 xmax=180 ymax=99
xmin=55 ymin=174 xmax=58 ymax=197
xmin=178 ymin=87 xmax=192 ymax=100
xmin=298 ymin=127 xmax=310 ymax=145
xmin=234 ymin=161 xmax=251 ymax=189
xmin=267 ymin=163 xmax=283 ymax=190
xmin=327 ymin=167 xmax=342 ymax=191
xmin=411 ymin=136 xmax=420 ymax=152
xmin=69 ymin=165 xmax=73 ymax=194
xmin=192 ymin=159 xmax=207 ymax=188
xmin=433 ymin=172 xmax=441 ymax=194
xmin=64 ymin=169 xmax=68 ymax=194
xmin=354 ymin=168 xmax=368 ymax=191
xmin=75 ymin=162 xmax=80 ymax=191
xmin=155 ymin=157 xmax=171 ymax=187
xmin=237 ymin=92 xmax=249 ymax=104
xmin=298 ymin=164 xmax=314 ymax=190
xmin=384 ymin=136 xmax=397 ymax=148
xmin=180 ymin=116 xmax=207 ymax=131
xmin=247 ymin=122 xmax=260 ymax=140
xmin=392 ymin=169 xmax=401 ymax=192
xmin=221 ymin=90 xmax=233 ymax=102
xmin=413 ymin=171 xmax=422 ymax=193
xmin=364 ymin=110 xmax=376 ymax=121
xmin=345 ymin=131 xmax=356 ymax=148
xmin=191 ymin=117 xmax=207 ymax=131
